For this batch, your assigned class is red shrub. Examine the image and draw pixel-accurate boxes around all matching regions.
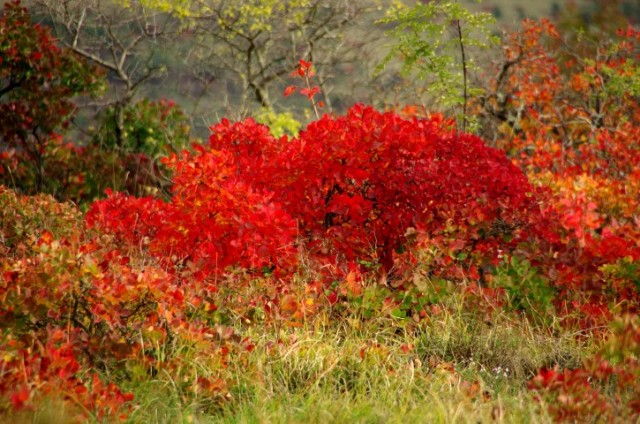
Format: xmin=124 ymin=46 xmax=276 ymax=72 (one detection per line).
xmin=209 ymin=104 xmax=547 ymax=277
xmin=87 ymin=148 xmax=299 ymax=281
xmin=89 ymin=105 xmax=548 ymax=285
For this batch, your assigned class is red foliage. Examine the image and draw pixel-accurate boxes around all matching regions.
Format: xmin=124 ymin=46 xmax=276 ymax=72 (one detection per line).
xmin=285 ymin=58 xmax=323 ymax=114
xmin=208 ymin=104 xmax=546 ymax=279
xmin=88 ymin=104 xmax=548 ymax=287
xmin=481 ymin=18 xmax=640 ymax=324
xmin=529 ymin=315 xmax=640 ymax=422
xmin=529 ymin=367 xmax=609 ymax=421
xmin=0 ymin=327 xmax=133 ymax=421
xmin=87 ymin=147 xmax=299 ymax=281
xmin=0 ymin=188 xmax=187 ymax=418
xmin=0 ymin=0 xmax=99 ymax=165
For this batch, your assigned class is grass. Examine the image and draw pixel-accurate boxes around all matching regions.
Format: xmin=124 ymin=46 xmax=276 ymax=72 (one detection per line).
xmin=119 ymin=292 xmax=599 ymax=424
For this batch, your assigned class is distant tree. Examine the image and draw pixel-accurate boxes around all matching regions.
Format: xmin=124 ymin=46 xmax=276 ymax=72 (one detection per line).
xmin=555 ymin=0 xmax=628 ymax=45
xmin=134 ymin=0 xmax=385 ymax=116
xmin=34 ymin=0 xmax=181 ymax=148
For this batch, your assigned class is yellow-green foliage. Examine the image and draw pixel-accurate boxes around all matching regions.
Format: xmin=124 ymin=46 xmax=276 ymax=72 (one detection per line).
xmin=255 ymin=108 xmax=302 ymax=138
xmin=125 ymin=0 xmax=313 ymax=28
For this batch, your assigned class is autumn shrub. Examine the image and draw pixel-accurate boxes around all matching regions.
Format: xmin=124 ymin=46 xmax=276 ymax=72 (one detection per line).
xmin=210 ymin=104 xmax=551 ymax=280
xmin=0 ymin=328 xmax=134 ymax=422
xmin=477 ymin=18 xmax=640 ymax=327
xmin=84 ymin=102 xmax=557 ymax=307
xmin=3 ymin=184 xmax=280 ymax=420
xmin=86 ymin=153 xmax=299 ymax=283
xmin=0 ymin=1 xmax=102 ymax=194
xmin=529 ymin=315 xmax=640 ymax=422
xmin=0 ymin=186 xmax=196 ymax=419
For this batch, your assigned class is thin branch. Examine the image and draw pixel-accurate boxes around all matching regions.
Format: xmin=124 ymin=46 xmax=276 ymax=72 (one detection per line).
xmin=455 ymin=19 xmax=468 ymax=133
xmin=72 ymin=7 xmax=86 ymax=48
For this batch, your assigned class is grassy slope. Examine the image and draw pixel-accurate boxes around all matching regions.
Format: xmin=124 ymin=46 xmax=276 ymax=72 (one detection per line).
xmin=7 ymin=2 xmax=615 ymax=422
xmin=115 ymin=292 xmax=597 ymax=423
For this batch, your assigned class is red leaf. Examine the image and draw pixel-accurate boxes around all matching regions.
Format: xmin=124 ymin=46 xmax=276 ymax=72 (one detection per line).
xmin=300 ymin=86 xmax=319 ymax=99
xmin=284 ymin=85 xmax=297 ymax=97
xmin=299 ymin=59 xmax=312 ymax=69
xmin=10 ymin=386 xmax=30 ymax=409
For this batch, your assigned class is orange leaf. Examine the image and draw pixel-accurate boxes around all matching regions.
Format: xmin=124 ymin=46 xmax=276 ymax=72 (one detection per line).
xmin=38 ymin=230 xmax=54 ymax=245
xmin=344 ymin=271 xmax=362 ymax=296
xmin=280 ymin=295 xmax=299 ymax=314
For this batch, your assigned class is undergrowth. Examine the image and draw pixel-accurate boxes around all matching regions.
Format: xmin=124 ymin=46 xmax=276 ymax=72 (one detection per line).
xmin=120 ymin=291 xmax=597 ymax=424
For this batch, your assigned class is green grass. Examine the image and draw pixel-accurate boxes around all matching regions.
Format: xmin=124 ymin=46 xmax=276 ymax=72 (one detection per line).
xmin=120 ymin=293 xmax=599 ymax=424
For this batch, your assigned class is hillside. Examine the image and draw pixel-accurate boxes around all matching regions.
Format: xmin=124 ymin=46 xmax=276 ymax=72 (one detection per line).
xmin=1 ymin=1 xmax=639 ymax=422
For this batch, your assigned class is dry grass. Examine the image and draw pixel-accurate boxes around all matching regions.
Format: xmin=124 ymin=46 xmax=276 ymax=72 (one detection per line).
xmin=120 ymin=290 xmax=599 ymax=424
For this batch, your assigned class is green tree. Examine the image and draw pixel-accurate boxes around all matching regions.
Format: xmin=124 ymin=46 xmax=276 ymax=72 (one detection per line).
xmin=378 ymin=0 xmax=497 ymax=132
